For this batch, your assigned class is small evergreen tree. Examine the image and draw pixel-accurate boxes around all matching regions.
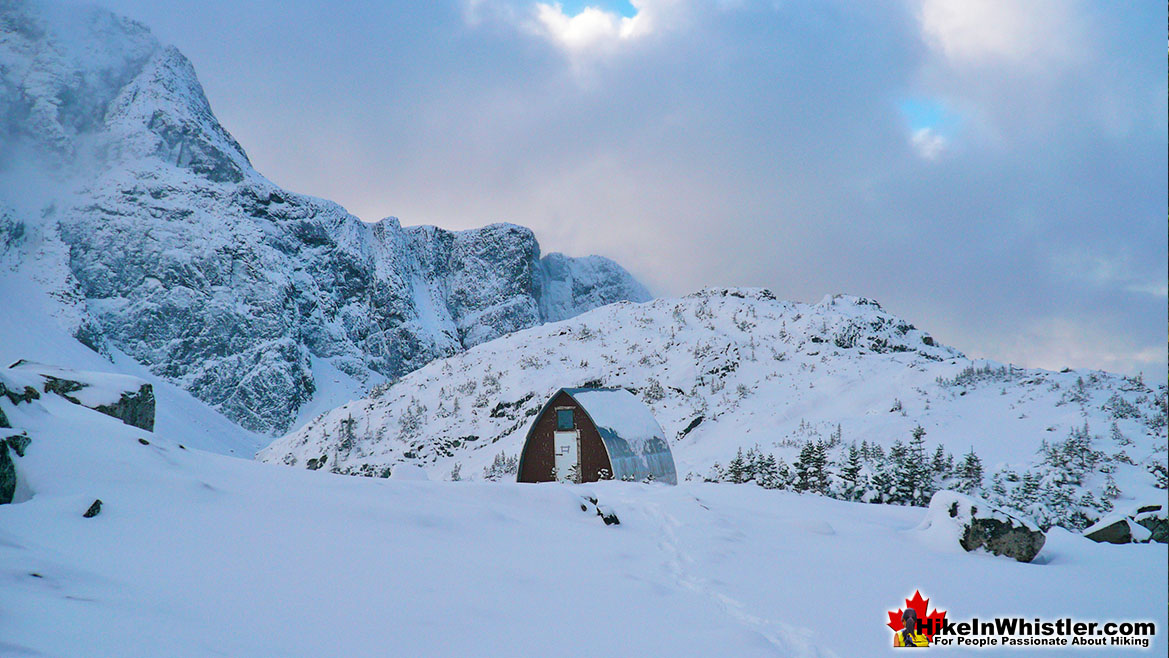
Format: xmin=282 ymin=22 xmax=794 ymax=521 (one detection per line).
xmin=794 ymin=442 xmax=829 ymax=494
xmin=839 ymin=443 xmax=864 ymax=502
xmin=725 ymin=448 xmax=749 ymax=484
xmin=756 ymin=452 xmax=783 ymax=489
xmin=955 ymin=448 xmax=983 ymax=495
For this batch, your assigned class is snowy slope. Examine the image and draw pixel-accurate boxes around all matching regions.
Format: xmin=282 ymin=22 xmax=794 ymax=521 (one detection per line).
xmin=1 ymin=380 xmax=1165 ymax=657
xmin=0 ymin=268 xmax=264 ymax=455
xmin=261 ymin=288 xmax=1167 ymax=527
xmin=0 ymin=0 xmax=649 ymax=435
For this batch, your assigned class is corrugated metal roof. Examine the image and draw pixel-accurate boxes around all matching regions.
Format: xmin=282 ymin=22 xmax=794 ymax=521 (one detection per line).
xmin=562 ymin=387 xmax=677 ymax=485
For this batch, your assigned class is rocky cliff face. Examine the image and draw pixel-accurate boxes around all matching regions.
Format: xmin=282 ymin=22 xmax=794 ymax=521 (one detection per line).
xmin=0 ymin=1 xmax=650 ymax=434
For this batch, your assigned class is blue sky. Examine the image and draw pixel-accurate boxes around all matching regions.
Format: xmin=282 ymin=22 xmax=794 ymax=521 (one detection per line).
xmin=558 ymin=1 xmax=636 ymax=18
xmin=94 ymin=0 xmax=1167 ymax=381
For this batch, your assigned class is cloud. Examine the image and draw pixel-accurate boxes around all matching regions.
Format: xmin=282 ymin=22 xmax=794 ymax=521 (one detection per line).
xmin=910 ymin=127 xmax=946 ymax=160
xmin=974 ymin=317 xmax=1167 ymax=382
xmin=530 ymin=3 xmax=640 ymax=52
xmin=92 ymin=0 xmax=1166 ymax=381
xmin=917 ymin=0 xmax=1084 ymax=68
xmin=1051 ymin=250 xmax=1169 ymax=299
xmin=520 ymin=0 xmax=688 ymax=58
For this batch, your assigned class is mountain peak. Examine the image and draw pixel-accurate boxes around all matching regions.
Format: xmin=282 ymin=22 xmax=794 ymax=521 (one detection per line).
xmin=0 ymin=1 xmax=652 ymax=434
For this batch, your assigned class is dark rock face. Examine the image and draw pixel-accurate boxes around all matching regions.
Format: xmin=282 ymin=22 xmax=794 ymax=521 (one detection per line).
xmin=960 ymin=515 xmax=1046 ymax=562
xmin=5 ymin=433 xmax=30 ymax=457
xmin=597 ymin=506 xmax=621 ymax=526
xmin=0 ymin=381 xmax=40 ymax=406
xmin=0 ymin=441 xmax=15 ymax=505
xmin=92 ymin=385 xmax=155 ymax=431
xmin=0 ymin=432 xmax=28 ymax=505
xmin=1084 ymin=518 xmax=1141 ymax=544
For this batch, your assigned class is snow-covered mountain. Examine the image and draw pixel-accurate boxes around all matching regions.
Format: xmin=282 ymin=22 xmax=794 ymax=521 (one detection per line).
xmin=261 ymin=288 xmax=1167 ymax=528
xmin=0 ymin=0 xmax=649 ymax=434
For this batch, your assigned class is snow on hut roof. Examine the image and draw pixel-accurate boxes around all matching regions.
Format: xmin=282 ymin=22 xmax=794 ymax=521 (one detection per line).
xmin=562 ymin=387 xmax=677 ymax=485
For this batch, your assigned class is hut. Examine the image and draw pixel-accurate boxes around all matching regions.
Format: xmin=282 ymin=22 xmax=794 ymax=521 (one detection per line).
xmin=517 ymin=387 xmax=677 ymax=485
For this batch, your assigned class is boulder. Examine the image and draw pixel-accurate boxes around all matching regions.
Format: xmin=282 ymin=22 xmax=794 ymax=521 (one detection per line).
xmin=1134 ymin=506 xmax=1168 ymax=544
xmin=8 ymin=361 xmax=155 ymax=431
xmin=83 ymin=499 xmax=103 ymax=518
xmin=5 ymin=433 xmax=30 ymax=457
xmin=1084 ymin=504 xmax=1167 ymax=545
xmin=0 ymin=433 xmax=33 ymax=505
xmin=918 ymin=491 xmax=1046 ymax=562
xmin=0 ymin=441 xmax=15 ymax=505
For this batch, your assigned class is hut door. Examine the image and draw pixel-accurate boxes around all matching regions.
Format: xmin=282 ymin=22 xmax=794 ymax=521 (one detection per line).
xmin=553 ymin=431 xmax=579 ymax=481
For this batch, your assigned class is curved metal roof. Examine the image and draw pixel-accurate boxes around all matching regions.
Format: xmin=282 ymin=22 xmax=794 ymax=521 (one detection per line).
xmin=557 ymin=387 xmax=677 ymax=485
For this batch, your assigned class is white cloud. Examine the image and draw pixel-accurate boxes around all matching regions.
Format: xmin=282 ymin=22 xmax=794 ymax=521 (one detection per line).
xmin=524 ymin=0 xmax=686 ymax=58
xmin=917 ymin=0 xmax=1083 ymax=67
xmin=910 ymin=127 xmax=946 ymax=160
xmin=532 ymin=4 xmax=637 ymax=52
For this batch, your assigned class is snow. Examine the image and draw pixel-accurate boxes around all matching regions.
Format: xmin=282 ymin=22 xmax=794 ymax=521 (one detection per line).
xmin=0 ymin=269 xmax=265 ymax=456
xmin=1083 ymin=513 xmax=1153 ymax=542
xmin=262 ymin=288 xmax=1166 ymax=529
xmin=1 ymin=0 xmax=651 ymax=435
xmin=567 ymin=386 xmax=678 ymax=483
xmin=8 ymin=360 xmax=147 ymax=407
xmin=570 ymin=387 xmax=665 ymax=451
xmin=1 ymin=391 xmax=1164 ymax=657
xmin=914 ymin=490 xmax=1040 ymax=556
xmin=390 ymin=463 xmax=430 ymax=480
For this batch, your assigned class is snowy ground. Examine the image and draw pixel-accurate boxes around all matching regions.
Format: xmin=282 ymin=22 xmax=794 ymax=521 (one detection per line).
xmin=2 ymin=392 xmax=1165 ymax=657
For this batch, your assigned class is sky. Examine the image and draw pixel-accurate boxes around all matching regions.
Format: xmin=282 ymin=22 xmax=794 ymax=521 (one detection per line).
xmin=92 ymin=0 xmax=1166 ymax=381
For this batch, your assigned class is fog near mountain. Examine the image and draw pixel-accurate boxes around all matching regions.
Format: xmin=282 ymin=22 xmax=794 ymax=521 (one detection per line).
xmin=0 ymin=0 xmax=649 ymax=434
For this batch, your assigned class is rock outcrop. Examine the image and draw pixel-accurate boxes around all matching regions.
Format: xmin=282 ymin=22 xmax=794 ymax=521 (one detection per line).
xmin=1083 ymin=504 xmax=1168 ymax=545
xmin=918 ymin=491 xmax=1046 ymax=562
xmin=9 ymin=361 xmax=155 ymax=431
xmin=0 ymin=439 xmax=16 ymax=505
xmin=0 ymin=369 xmax=38 ymax=505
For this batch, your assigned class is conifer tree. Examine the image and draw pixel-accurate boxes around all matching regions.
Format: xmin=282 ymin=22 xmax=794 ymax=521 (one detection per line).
xmin=840 ymin=442 xmax=864 ymax=501
xmin=756 ymin=452 xmax=782 ymax=489
xmin=890 ymin=438 xmax=919 ymax=505
xmin=956 ymin=448 xmax=983 ymax=495
xmin=725 ymin=448 xmax=749 ymax=484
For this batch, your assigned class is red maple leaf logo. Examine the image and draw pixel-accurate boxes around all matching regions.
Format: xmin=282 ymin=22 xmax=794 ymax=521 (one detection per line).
xmin=887 ymin=590 xmax=947 ymax=641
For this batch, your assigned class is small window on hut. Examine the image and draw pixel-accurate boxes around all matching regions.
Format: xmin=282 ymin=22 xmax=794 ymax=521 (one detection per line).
xmin=556 ymin=408 xmax=574 ymax=430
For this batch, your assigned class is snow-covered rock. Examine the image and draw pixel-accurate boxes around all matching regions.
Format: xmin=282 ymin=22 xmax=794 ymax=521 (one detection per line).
xmin=0 ymin=1 xmax=649 ymax=434
xmin=917 ymin=490 xmax=1046 ymax=562
xmin=8 ymin=360 xmax=155 ymax=430
xmin=1084 ymin=504 xmax=1167 ymax=544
